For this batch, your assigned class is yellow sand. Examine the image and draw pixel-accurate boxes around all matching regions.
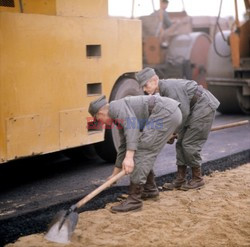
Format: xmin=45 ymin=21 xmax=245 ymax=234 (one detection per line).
xmin=6 ymin=163 xmax=250 ymax=247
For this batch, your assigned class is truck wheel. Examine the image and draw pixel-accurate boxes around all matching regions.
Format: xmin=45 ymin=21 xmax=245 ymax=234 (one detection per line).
xmin=95 ymin=77 xmax=143 ymax=162
xmin=237 ymin=88 xmax=250 ymax=115
xmin=63 ymin=144 xmax=99 ymax=161
xmin=208 ymin=84 xmax=242 ymax=114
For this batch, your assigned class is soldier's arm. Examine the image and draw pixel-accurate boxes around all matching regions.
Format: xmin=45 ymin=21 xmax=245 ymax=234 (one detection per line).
xmin=110 ymin=101 xmax=139 ymax=173
xmin=114 ymin=128 xmax=127 ymax=169
xmin=112 ymin=134 xmax=135 ymax=175
xmin=120 ymin=104 xmax=140 ymax=151
xmin=122 ymin=150 xmax=135 ymax=174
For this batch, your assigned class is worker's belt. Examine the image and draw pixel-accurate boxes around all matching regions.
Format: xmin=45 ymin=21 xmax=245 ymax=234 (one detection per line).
xmin=190 ymin=85 xmax=203 ymax=108
xmin=148 ymin=95 xmax=156 ymax=115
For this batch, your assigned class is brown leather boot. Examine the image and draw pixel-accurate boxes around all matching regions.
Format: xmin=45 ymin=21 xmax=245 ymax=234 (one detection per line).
xmin=110 ymin=183 xmax=143 ymax=213
xmin=163 ymin=166 xmax=187 ymax=190
xmin=141 ymin=170 xmax=159 ymax=200
xmin=180 ymin=166 xmax=205 ymax=190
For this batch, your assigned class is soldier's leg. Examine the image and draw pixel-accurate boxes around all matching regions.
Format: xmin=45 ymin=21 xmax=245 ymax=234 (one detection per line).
xmin=141 ymin=169 xmax=159 ymax=200
xmin=110 ymin=130 xmax=173 ymax=213
xmin=131 ymin=107 xmax=182 ymax=185
xmin=180 ymin=110 xmax=216 ymax=190
xmin=163 ymin=127 xmax=188 ymax=190
xmin=175 ymin=128 xmax=187 ymax=167
xmin=111 ymin=108 xmax=182 ymax=213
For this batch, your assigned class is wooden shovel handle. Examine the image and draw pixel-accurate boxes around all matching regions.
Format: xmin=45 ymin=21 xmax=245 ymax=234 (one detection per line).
xmin=211 ymin=120 xmax=249 ymax=132
xmin=76 ymin=170 xmax=126 ymax=209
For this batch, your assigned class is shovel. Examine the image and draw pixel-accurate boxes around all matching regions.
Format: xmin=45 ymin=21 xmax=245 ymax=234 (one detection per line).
xmin=167 ymin=120 xmax=249 ymax=144
xmin=45 ymin=170 xmax=126 ymax=244
xmin=210 ymin=120 xmax=249 ymax=131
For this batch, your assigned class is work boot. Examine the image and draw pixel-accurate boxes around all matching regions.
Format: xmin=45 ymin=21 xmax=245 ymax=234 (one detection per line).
xmin=110 ymin=183 xmax=143 ymax=213
xmin=141 ymin=170 xmax=159 ymax=200
xmin=180 ymin=166 xmax=205 ymax=190
xmin=163 ymin=166 xmax=187 ymax=190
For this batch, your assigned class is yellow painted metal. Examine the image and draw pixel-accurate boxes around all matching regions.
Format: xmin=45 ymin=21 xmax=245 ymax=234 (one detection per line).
xmin=239 ymin=20 xmax=250 ymax=58
xmin=230 ymin=20 xmax=250 ymax=69
xmin=21 ymin=0 xmax=56 ymax=15
xmin=56 ymin=0 xmax=108 ymax=17
xmin=230 ymin=32 xmax=240 ymax=68
xmin=0 ymin=0 xmax=107 ymax=16
xmin=0 ymin=0 xmax=20 ymax=13
xmin=0 ymin=0 xmax=142 ymax=163
xmin=6 ymin=115 xmax=42 ymax=159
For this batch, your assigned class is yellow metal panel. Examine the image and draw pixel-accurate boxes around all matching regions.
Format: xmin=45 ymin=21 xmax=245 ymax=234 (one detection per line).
xmin=0 ymin=0 xmax=20 ymax=13
xmin=59 ymin=108 xmax=105 ymax=149
xmin=230 ymin=32 xmax=240 ymax=68
xmin=239 ymin=20 xmax=250 ymax=58
xmin=6 ymin=115 xmax=42 ymax=160
xmin=22 ymin=0 xmax=56 ymax=15
xmin=56 ymin=0 xmax=108 ymax=17
xmin=0 ymin=10 xmax=141 ymax=163
xmin=117 ymin=19 xmax=142 ymax=73
xmin=59 ymin=108 xmax=86 ymax=149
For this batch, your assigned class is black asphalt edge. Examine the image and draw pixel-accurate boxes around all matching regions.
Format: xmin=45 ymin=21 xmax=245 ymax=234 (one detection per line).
xmin=0 ymin=149 xmax=249 ymax=246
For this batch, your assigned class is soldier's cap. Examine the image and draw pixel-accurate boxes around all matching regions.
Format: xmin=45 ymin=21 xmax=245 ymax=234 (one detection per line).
xmin=135 ymin=67 xmax=156 ymax=88
xmin=161 ymin=0 xmax=169 ymax=3
xmin=88 ymin=95 xmax=108 ymax=117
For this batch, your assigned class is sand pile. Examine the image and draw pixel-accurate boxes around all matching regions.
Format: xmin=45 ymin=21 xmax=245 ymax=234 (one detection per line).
xmin=6 ymin=163 xmax=250 ymax=247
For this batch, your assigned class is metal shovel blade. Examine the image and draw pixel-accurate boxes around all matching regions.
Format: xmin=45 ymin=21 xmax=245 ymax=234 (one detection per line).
xmin=45 ymin=210 xmax=79 ymax=244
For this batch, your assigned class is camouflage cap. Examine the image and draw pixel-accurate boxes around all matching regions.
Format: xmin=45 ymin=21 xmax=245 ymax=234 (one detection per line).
xmin=88 ymin=95 xmax=108 ymax=117
xmin=135 ymin=67 xmax=156 ymax=88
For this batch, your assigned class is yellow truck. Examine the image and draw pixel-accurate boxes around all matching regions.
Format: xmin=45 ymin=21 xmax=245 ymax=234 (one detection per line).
xmin=0 ymin=0 xmax=142 ymax=163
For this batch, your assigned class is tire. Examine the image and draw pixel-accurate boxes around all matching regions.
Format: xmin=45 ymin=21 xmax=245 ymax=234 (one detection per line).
xmin=237 ymin=88 xmax=250 ymax=115
xmin=207 ymin=84 xmax=242 ymax=114
xmin=63 ymin=144 xmax=99 ymax=161
xmin=95 ymin=77 xmax=143 ymax=162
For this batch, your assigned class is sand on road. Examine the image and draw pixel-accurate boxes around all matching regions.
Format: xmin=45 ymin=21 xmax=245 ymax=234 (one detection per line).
xmin=6 ymin=163 xmax=250 ymax=247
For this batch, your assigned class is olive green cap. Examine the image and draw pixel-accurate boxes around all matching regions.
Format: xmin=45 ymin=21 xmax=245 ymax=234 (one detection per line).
xmin=135 ymin=67 xmax=156 ymax=88
xmin=88 ymin=95 xmax=108 ymax=117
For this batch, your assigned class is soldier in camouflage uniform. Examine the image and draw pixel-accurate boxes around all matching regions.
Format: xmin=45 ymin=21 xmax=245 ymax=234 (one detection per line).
xmin=88 ymin=94 xmax=182 ymax=212
xmin=135 ymin=67 xmax=220 ymax=190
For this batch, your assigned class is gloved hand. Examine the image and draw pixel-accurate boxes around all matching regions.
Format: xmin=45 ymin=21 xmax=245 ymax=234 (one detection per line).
xmin=167 ymin=133 xmax=178 ymax=144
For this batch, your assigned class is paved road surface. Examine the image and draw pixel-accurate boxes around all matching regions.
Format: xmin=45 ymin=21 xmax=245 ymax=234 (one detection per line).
xmin=0 ymin=113 xmax=249 ymax=219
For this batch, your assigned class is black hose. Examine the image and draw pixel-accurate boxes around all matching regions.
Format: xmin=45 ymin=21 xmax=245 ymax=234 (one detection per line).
xmin=213 ymin=0 xmax=231 ymax=58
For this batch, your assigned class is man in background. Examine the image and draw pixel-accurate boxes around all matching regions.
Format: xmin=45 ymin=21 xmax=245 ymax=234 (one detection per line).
xmin=151 ymin=0 xmax=172 ymax=36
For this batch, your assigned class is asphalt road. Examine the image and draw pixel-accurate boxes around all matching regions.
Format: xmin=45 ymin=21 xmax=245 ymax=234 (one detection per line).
xmin=0 ymin=113 xmax=249 ymax=219
xmin=0 ymin=113 xmax=249 ymax=246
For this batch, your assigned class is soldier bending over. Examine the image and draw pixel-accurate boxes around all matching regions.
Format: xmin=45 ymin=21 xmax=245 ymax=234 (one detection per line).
xmin=88 ymin=94 xmax=182 ymax=212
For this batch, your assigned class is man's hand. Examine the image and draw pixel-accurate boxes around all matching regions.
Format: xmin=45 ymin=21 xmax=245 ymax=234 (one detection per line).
xmin=122 ymin=150 xmax=135 ymax=174
xmin=122 ymin=157 xmax=135 ymax=174
xmin=167 ymin=133 xmax=178 ymax=144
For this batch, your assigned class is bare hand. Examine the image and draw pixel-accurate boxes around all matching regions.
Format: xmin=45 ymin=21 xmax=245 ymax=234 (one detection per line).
xmin=122 ymin=157 xmax=135 ymax=174
xmin=167 ymin=133 xmax=178 ymax=144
